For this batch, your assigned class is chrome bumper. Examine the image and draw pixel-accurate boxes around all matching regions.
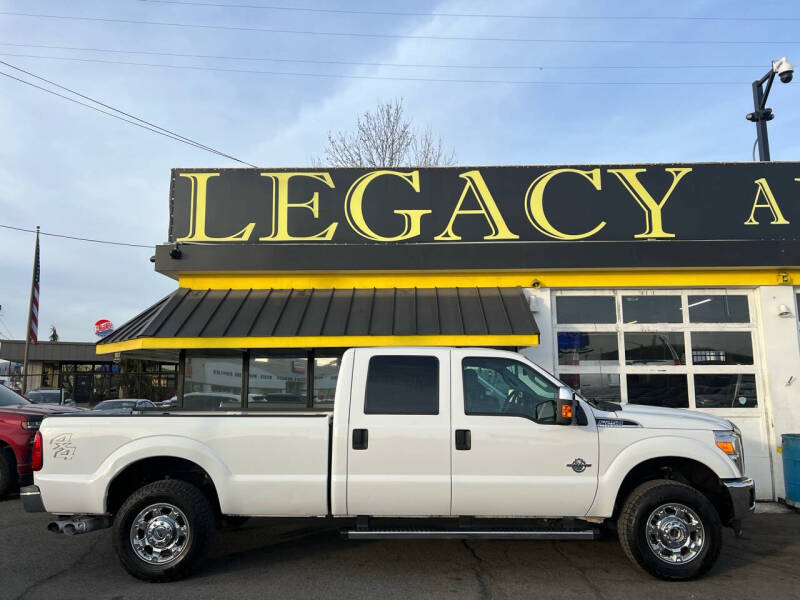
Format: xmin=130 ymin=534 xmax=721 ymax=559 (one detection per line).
xmin=723 ymin=477 xmax=756 ymax=522
xmin=20 ymin=485 xmax=45 ymax=513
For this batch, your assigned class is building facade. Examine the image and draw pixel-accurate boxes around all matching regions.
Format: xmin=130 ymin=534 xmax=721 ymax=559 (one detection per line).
xmin=0 ymin=340 xmax=177 ymax=404
xmin=98 ymin=163 xmax=800 ymax=501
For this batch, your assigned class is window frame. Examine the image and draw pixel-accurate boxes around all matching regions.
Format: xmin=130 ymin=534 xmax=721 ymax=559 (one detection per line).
xmin=552 ymin=289 xmax=761 ymax=412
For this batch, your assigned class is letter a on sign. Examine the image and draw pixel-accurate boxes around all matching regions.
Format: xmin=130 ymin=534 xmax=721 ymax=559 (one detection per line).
xmin=435 ymin=171 xmax=518 ymax=241
xmin=744 ymin=178 xmax=790 ymax=225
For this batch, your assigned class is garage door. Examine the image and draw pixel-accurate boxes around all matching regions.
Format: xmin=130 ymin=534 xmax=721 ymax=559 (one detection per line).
xmin=553 ymin=290 xmax=773 ymax=500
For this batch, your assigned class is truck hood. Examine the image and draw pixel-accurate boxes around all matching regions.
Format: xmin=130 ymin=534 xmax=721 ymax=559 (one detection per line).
xmin=607 ymin=404 xmax=732 ymax=431
xmin=0 ymin=404 xmax=84 ymax=417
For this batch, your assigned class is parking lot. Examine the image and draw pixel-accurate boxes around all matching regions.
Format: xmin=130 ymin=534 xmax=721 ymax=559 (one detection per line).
xmin=1 ymin=497 xmax=798 ymax=600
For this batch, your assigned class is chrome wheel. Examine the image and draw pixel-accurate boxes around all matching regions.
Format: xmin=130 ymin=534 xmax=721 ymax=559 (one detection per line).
xmin=129 ymin=503 xmax=191 ymax=565
xmin=646 ymin=503 xmax=705 ymax=564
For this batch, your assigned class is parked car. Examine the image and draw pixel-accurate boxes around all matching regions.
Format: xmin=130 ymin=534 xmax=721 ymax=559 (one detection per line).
xmin=92 ymin=399 xmax=157 ymax=414
xmin=22 ymin=348 xmax=753 ymax=582
xmin=156 ymin=397 xmax=177 ymax=408
xmin=0 ymin=384 xmax=81 ymax=496
xmin=25 ymin=388 xmax=75 ymax=407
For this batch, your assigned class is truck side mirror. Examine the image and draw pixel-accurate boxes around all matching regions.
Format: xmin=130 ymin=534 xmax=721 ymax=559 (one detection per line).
xmin=556 ymin=389 xmax=576 ymax=425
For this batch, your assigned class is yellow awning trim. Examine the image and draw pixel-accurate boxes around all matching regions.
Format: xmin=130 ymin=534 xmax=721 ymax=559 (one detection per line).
xmin=97 ymin=334 xmax=540 ymax=355
xmin=179 ymin=268 xmax=798 ymax=290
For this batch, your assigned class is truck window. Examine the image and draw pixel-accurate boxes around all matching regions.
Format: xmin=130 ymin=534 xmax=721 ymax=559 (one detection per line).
xmin=364 ymin=355 xmax=439 ymax=415
xmin=462 ymin=357 xmax=559 ymax=424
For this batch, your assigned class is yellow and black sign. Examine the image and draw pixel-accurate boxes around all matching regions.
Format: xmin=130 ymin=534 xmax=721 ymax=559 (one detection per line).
xmin=158 ymin=163 xmax=800 ymax=274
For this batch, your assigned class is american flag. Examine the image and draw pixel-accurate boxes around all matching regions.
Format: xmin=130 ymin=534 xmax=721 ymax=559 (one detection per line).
xmin=29 ymin=235 xmax=40 ymax=345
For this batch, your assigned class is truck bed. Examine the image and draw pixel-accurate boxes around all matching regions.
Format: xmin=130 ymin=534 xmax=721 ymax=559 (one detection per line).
xmin=35 ymin=412 xmax=332 ymax=516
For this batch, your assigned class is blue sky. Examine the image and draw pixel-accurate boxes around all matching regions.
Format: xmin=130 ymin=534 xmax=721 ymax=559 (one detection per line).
xmin=0 ymin=0 xmax=799 ymax=342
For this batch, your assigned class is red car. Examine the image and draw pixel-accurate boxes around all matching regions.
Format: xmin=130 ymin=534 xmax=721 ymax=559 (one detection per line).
xmin=0 ymin=384 xmax=81 ymax=496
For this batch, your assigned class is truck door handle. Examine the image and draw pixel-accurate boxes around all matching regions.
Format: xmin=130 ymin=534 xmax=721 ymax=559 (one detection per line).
xmin=352 ymin=429 xmax=368 ymax=450
xmin=455 ymin=429 xmax=471 ymax=451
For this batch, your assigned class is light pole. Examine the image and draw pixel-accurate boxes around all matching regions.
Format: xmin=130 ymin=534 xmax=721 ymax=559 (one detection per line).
xmin=746 ymin=57 xmax=794 ymax=161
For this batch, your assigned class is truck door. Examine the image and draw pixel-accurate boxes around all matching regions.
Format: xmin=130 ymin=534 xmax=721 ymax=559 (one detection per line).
xmin=450 ymin=349 xmax=599 ymax=517
xmin=346 ymin=348 xmax=451 ymax=516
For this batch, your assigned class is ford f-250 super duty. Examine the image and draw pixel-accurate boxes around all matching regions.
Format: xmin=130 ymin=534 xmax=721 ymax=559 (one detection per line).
xmin=21 ymin=347 xmax=754 ymax=582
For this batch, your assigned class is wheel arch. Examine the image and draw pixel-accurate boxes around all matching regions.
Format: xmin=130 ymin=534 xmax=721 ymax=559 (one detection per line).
xmin=610 ymin=456 xmax=734 ymax=525
xmin=590 ymin=436 xmax=738 ymax=524
xmin=105 ymin=455 xmax=221 ymax=517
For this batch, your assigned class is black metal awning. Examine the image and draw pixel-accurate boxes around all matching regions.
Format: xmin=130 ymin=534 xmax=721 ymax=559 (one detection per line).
xmin=97 ymin=287 xmax=539 ymax=353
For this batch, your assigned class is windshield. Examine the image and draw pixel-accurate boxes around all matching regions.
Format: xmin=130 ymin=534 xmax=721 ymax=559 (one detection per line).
xmin=27 ymin=390 xmax=61 ymax=403
xmin=0 ymin=385 xmax=29 ymax=407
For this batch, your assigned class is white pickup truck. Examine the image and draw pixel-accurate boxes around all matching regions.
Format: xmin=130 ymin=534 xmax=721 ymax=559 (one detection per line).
xmin=21 ymin=347 xmax=754 ymax=582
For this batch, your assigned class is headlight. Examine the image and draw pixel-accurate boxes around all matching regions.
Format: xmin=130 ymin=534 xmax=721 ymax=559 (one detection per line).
xmin=21 ymin=419 xmax=41 ymax=431
xmin=714 ymin=430 xmax=745 ymax=475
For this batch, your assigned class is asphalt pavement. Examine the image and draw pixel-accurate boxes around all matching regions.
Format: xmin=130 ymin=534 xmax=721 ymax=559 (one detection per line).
xmin=1 ymin=495 xmax=799 ymax=600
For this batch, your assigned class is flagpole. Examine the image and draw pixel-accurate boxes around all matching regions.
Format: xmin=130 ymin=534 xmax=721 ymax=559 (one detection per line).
xmin=21 ymin=225 xmax=39 ymax=395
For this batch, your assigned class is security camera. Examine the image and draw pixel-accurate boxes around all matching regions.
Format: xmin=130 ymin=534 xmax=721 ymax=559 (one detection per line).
xmin=773 ymin=57 xmax=794 ymax=83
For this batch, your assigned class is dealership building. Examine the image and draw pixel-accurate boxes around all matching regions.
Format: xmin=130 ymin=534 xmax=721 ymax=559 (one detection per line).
xmin=97 ymin=162 xmax=800 ymax=501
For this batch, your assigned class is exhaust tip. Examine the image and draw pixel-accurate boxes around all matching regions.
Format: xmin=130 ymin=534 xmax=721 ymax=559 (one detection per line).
xmin=63 ymin=524 xmax=77 ymax=536
xmin=47 ymin=522 xmax=63 ymax=534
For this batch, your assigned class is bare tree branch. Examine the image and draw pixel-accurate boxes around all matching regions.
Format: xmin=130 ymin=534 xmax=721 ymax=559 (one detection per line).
xmin=315 ymin=99 xmax=456 ymax=167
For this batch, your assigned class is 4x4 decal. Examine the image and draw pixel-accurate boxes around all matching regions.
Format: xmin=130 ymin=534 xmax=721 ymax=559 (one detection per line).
xmin=50 ymin=433 xmax=76 ymax=460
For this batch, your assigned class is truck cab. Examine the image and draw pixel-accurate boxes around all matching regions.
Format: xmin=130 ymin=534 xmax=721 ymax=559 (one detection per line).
xmin=340 ymin=347 xmax=599 ymax=518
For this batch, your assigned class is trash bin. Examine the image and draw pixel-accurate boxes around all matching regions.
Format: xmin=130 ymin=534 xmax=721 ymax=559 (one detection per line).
xmin=783 ymin=434 xmax=800 ymax=508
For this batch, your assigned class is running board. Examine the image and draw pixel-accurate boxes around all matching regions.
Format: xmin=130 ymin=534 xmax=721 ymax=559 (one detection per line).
xmin=342 ymin=529 xmax=599 ymax=540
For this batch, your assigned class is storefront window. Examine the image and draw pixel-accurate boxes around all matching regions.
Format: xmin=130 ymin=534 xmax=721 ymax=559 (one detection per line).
xmin=560 ymin=373 xmax=621 ymax=403
xmin=556 ymin=296 xmax=616 ymax=324
xmin=249 ymin=354 xmax=307 ymax=409
xmin=694 ymin=374 xmax=757 ymax=408
xmin=627 ymin=374 xmax=689 ymax=408
xmin=41 ymin=362 xmax=60 ymax=388
xmin=624 ymin=332 xmax=685 ymax=365
xmin=554 ymin=291 xmax=758 ymax=410
xmin=184 ymin=353 xmax=243 ymax=410
xmin=689 ymin=295 xmax=749 ymax=323
xmin=557 ymin=332 xmax=618 ymax=366
xmin=622 ymin=295 xmax=681 ymax=323
xmin=690 ymin=332 xmax=753 ymax=365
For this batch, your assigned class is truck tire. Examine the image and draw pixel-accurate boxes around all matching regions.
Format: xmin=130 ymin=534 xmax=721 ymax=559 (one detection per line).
xmin=0 ymin=449 xmax=15 ymax=497
xmin=112 ymin=479 xmax=216 ymax=582
xmin=617 ymin=479 xmax=721 ymax=580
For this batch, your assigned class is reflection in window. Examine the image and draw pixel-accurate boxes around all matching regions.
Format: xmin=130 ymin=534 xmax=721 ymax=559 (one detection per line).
xmin=688 ymin=295 xmax=749 ymax=323
xmin=695 ymin=374 xmax=757 ymax=408
xmin=463 ymin=357 xmax=559 ymax=423
xmin=627 ymin=374 xmax=688 ymax=408
xmin=560 ymin=373 xmax=621 ymax=403
xmin=624 ymin=332 xmax=685 ymax=365
xmin=622 ymin=296 xmax=681 ymax=323
xmin=313 ymin=355 xmax=341 ymax=407
xmin=557 ymin=332 xmax=619 ymax=366
xmin=249 ymin=354 xmax=307 ymax=409
xmin=556 ymin=296 xmax=616 ymax=324
xmin=691 ymin=332 xmax=753 ymax=365
xmin=184 ymin=353 xmax=242 ymax=409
